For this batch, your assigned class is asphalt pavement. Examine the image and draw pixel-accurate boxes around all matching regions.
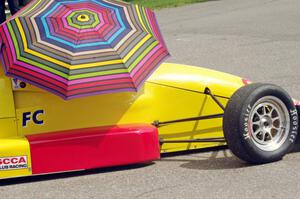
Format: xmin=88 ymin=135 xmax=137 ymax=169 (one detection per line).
xmin=2 ymin=0 xmax=300 ymax=198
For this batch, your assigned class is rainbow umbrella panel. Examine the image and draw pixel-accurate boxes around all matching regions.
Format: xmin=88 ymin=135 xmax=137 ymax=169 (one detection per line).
xmin=0 ymin=0 xmax=169 ymax=99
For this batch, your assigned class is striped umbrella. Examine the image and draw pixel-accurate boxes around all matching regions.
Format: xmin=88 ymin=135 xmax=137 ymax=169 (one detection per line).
xmin=0 ymin=0 xmax=169 ymax=99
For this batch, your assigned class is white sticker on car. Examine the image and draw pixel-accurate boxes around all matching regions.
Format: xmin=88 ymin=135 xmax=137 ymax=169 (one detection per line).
xmin=0 ymin=156 xmax=28 ymax=171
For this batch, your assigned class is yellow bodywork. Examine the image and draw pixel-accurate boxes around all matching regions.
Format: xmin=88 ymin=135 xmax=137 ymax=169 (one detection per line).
xmin=0 ymin=138 xmax=32 ymax=179
xmin=0 ymin=62 xmax=244 ymax=178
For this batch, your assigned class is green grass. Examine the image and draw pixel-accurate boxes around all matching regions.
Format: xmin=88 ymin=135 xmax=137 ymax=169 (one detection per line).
xmin=123 ymin=0 xmax=212 ymax=9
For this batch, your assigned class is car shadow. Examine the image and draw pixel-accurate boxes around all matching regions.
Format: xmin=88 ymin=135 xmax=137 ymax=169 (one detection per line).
xmin=160 ymin=144 xmax=300 ymax=171
xmin=160 ymin=146 xmax=251 ymax=170
xmin=0 ymin=163 xmax=154 ymax=186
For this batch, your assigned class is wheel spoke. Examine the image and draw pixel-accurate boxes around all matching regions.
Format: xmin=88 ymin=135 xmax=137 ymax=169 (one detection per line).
xmin=261 ymin=131 xmax=266 ymax=141
xmin=265 ymin=105 xmax=272 ymax=115
xmin=254 ymin=128 xmax=261 ymax=135
xmin=252 ymin=121 xmax=260 ymax=125
xmin=267 ymin=131 xmax=273 ymax=140
xmin=256 ymin=105 xmax=264 ymax=116
xmin=271 ymin=127 xmax=279 ymax=134
xmin=267 ymin=107 xmax=274 ymax=116
xmin=262 ymin=106 xmax=266 ymax=115
xmin=272 ymin=116 xmax=279 ymax=122
xmin=254 ymin=113 xmax=262 ymax=121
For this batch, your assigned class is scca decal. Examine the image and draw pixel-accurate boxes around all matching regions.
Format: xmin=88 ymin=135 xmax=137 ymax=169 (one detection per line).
xmin=22 ymin=110 xmax=44 ymax=127
xmin=0 ymin=156 xmax=28 ymax=171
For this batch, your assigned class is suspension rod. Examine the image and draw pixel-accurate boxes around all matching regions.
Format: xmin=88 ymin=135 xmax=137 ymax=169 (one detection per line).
xmin=160 ymin=137 xmax=226 ymax=144
xmin=204 ymin=87 xmax=225 ymax=111
xmin=152 ymin=113 xmax=223 ymax=127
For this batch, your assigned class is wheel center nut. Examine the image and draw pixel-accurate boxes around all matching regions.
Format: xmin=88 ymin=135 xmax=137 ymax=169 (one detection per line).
xmin=264 ymin=121 xmax=269 ymax=127
xmin=261 ymin=116 xmax=272 ymax=129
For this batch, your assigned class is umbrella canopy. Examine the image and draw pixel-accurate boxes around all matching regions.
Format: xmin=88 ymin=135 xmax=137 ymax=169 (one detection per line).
xmin=0 ymin=0 xmax=169 ymax=99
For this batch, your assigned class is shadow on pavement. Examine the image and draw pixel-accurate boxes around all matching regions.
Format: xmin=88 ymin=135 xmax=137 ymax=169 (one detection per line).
xmin=0 ymin=163 xmax=154 ymax=186
xmin=179 ymin=155 xmax=249 ymax=170
xmin=160 ymin=146 xmax=251 ymax=170
xmin=161 ymin=144 xmax=300 ymax=171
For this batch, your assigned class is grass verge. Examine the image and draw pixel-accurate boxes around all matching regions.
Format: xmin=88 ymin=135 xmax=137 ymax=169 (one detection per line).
xmin=123 ymin=0 xmax=213 ymax=9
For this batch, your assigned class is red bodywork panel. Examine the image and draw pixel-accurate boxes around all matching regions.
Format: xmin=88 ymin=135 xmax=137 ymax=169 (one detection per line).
xmin=26 ymin=124 xmax=160 ymax=174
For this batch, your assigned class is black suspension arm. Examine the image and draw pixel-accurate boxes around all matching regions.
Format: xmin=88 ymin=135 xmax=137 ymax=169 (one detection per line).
xmin=160 ymin=137 xmax=226 ymax=144
xmin=204 ymin=87 xmax=225 ymax=111
xmin=152 ymin=114 xmax=223 ymax=127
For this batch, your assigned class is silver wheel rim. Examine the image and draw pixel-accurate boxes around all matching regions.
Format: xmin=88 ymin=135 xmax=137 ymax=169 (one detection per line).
xmin=248 ymin=96 xmax=290 ymax=152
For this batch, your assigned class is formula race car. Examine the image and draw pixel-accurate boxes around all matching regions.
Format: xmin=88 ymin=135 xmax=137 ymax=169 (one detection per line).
xmin=0 ymin=62 xmax=299 ymax=179
xmin=1 ymin=0 xmax=299 ymax=180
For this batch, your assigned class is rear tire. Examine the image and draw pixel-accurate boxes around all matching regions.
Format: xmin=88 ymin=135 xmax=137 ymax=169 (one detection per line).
xmin=223 ymin=83 xmax=298 ymax=164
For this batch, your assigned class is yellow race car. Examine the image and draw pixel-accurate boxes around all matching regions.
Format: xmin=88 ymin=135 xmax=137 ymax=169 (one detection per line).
xmin=0 ymin=62 xmax=299 ymax=179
